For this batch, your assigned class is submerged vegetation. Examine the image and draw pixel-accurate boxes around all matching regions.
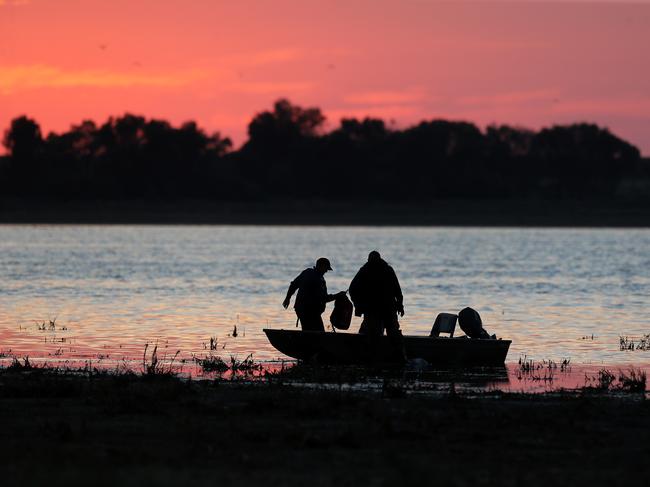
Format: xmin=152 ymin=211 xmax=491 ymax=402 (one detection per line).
xmin=620 ymin=334 xmax=650 ymax=351
xmin=584 ymin=367 xmax=647 ymax=393
xmin=142 ymin=343 xmax=181 ymax=376
xmin=36 ymin=318 xmax=58 ymax=331
xmin=618 ymin=368 xmax=647 ymax=392
xmin=194 ymin=354 xmax=229 ymax=373
xmin=515 ymin=356 xmax=572 ymax=383
xmin=194 ymin=353 xmax=264 ymax=375
xmin=2 ymin=329 xmax=648 ymax=394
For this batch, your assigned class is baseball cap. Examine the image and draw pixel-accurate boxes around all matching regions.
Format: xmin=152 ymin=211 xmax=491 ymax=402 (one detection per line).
xmin=316 ymin=257 xmax=333 ymax=271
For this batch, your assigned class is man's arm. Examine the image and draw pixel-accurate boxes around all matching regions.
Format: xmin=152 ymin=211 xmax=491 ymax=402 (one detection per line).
xmin=391 ymin=268 xmax=404 ymax=316
xmin=349 ymin=269 xmax=362 ymax=304
xmin=325 ymin=290 xmax=346 ymax=303
xmin=324 ymin=280 xmax=345 ymax=303
xmin=283 ymin=272 xmax=303 ymax=309
xmin=349 ymin=269 xmax=365 ymax=316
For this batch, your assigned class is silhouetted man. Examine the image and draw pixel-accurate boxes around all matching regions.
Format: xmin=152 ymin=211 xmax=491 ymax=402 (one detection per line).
xmin=283 ymin=257 xmax=343 ymax=332
xmin=349 ymin=251 xmax=405 ymax=358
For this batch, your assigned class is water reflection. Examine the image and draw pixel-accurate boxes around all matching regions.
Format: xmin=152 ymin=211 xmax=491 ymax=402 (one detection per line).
xmin=264 ymin=362 xmax=649 ymax=394
xmin=0 ymin=225 xmax=650 ymax=368
xmin=3 ymin=356 xmax=642 ymax=395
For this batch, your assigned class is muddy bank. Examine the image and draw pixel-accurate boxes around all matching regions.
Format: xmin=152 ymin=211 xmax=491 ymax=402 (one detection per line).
xmin=0 ymin=369 xmax=649 ymax=486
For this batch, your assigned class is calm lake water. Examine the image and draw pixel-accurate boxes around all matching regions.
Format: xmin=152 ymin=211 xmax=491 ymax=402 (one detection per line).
xmin=1 ymin=225 xmax=649 ymax=379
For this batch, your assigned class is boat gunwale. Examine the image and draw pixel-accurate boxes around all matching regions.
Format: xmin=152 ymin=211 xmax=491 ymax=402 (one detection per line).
xmin=263 ymin=328 xmax=512 ymax=346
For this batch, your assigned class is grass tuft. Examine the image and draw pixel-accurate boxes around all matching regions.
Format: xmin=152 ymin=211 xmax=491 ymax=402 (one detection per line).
xmin=7 ymin=356 xmax=32 ymax=370
xmin=618 ymin=368 xmax=646 ymax=392
xmin=142 ymin=343 xmax=180 ymax=376
xmin=194 ymin=354 xmax=229 ymax=373
xmin=584 ymin=367 xmax=646 ymax=393
xmin=193 ymin=353 xmax=263 ymax=376
xmin=619 ymin=334 xmax=650 ymax=351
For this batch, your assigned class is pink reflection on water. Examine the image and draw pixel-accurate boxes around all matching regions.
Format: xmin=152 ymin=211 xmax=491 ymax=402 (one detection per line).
xmin=0 ymin=303 xmax=279 ymax=369
xmin=2 ymin=330 xmax=649 ymax=395
xmin=2 ymin=305 xmax=650 ymax=395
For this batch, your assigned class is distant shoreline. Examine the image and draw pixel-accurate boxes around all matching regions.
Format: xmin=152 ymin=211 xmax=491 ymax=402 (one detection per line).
xmin=1 ymin=198 xmax=650 ymax=227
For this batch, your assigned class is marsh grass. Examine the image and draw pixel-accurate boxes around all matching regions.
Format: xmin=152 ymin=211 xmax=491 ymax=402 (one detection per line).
xmin=598 ymin=369 xmax=616 ymax=390
xmin=516 ymin=356 xmax=571 ymax=382
xmin=230 ymin=353 xmax=262 ymax=373
xmin=142 ymin=343 xmax=181 ymax=376
xmin=619 ymin=334 xmax=650 ymax=351
xmin=8 ymin=357 xmax=33 ymax=370
xmin=37 ymin=318 xmax=58 ymax=331
xmin=3 ymin=356 xmax=141 ymax=379
xmin=584 ymin=367 xmax=646 ymax=393
xmin=194 ymin=354 xmax=229 ymax=373
xmin=618 ymin=368 xmax=647 ymax=392
xmin=193 ymin=353 xmax=263 ymax=376
xmin=583 ymin=369 xmax=616 ymax=390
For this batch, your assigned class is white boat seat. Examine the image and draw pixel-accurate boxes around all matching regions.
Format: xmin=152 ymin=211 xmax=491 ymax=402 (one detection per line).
xmin=430 ymin=313 xmax=458 ymax=337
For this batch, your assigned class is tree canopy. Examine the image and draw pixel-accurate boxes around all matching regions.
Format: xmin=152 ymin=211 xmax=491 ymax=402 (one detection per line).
xmin=1 ymin=99 xmax=646 ymax=201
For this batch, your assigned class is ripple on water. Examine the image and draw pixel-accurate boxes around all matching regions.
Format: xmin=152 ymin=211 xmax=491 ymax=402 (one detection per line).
xmin=0 ymin=225 xmax=649 ymax=367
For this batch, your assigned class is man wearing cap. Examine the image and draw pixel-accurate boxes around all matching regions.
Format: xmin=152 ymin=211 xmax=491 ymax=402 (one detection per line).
xmin=283 ymin=257 xmax=344 ymax=332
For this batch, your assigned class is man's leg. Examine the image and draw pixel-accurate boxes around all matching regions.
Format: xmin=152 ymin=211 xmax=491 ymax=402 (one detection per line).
xmin=298 ymin=311 xmax=325 ymax=332
xmin=383 ymin=311 xmax=407 ymax=362
xmin=359 ymin=312 xmax=383 ymax=336
xmin=382 ymin=311 xmax=401 ymax=336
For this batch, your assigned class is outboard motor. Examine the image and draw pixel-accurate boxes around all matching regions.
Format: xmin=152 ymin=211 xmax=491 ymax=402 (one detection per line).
xmin=458 ymin=307 xmax=492 ymax=339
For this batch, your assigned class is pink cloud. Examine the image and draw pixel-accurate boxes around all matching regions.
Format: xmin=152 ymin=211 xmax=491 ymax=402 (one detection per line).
xmin=0 ymin=65 xmax=213 ymax=94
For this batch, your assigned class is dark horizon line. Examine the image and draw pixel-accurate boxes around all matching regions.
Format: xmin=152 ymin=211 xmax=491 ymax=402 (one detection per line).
xmin=1 ymin=198 xmax=649 ymax=228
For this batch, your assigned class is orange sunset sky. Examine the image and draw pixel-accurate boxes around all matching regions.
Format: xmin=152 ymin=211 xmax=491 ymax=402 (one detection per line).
xmin=1 ymin=0 xmax=649 ymax=153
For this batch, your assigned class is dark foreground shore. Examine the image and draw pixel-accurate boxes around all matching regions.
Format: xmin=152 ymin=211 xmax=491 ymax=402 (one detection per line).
xmin=1 ymin=369 xmax=649 ymax=486
xmin=1 ymin=198 xmax=650 ymax=226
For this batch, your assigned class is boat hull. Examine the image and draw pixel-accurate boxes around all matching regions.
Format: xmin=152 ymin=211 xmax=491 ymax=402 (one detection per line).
xmin=263 ymin=329 xmax=511 ymax=366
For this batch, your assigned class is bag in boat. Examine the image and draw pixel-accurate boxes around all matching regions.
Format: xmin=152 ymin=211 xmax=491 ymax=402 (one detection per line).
xmin=458 ymin=307 xmax=492 ymax=339
xmin=330 ymin=293 xmax=353 ymax=330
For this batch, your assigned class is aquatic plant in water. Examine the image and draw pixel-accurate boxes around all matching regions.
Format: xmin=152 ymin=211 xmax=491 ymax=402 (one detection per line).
xmin=618 ymin=368 xmax=646 ymax=392
xmin=194 ymin=353 xmax=263 ymax=375
xmin=7 ymin=357 xmax=32 ymax=370
xmin=229 ymin=353 xmax=262 ymax=373
xmin=516 ymin=356 xmax=571 ymax=382
xmin=194 ymin=354 xmax=229 ymax=373
xmin=142 ymin=343 xmax=180 ymax=376
xmin=619 ymin=334 xmax=650 ymax=351
xmin=37 ymin=318 xmax=57 ymax=331
xmin=584 ymin=367 xmax=646 ymax=392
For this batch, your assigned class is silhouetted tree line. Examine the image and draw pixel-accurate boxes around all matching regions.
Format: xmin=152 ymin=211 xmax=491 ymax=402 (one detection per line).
xmin=2 ymin=99 xmax=647 ymax=200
